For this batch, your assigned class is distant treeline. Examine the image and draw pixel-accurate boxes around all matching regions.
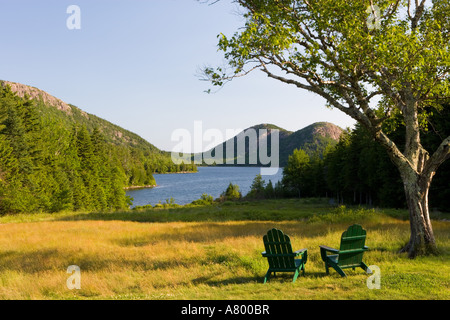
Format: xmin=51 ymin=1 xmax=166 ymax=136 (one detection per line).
xmin=246 ymin=106 xmax=450 ymax=211
xmin=0 ymin=85 xmax=195 ymax=214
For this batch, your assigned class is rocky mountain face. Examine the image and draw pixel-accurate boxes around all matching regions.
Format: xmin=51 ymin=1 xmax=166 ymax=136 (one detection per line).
xmin=0 ymin=80 xmax=160 ymax=152
xmin=1 ymin=80 xmax=74 ymax=115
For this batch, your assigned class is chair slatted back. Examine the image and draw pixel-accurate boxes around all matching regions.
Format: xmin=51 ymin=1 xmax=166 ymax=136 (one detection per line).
xmin=263 ymin=228 xmax=295 ymax=270
xmin=338 ymin=224 xmax=367 ymax=267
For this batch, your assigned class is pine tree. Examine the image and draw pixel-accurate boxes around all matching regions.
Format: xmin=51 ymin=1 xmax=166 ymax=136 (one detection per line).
xmin=282 ymin=149 xmax=310 ymax=198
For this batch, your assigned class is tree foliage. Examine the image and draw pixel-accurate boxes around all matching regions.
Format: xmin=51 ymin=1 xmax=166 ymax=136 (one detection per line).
xmin=221 ymin=182 xmax=242 ymax=201
xmin=203 ymin=0 xmax=449 ymax=257
xmin=282 ymin=148 xmax=310 ymax=197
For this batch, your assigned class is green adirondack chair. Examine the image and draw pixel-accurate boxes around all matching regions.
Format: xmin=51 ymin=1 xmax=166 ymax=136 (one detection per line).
xmin=319 ymin=224 xmax=370 ymax=277
xmin=261 ymin=228 xmax=307 ymax=283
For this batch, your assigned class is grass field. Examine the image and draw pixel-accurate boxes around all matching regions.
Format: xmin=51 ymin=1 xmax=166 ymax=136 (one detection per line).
xmin=0 ymin=199 xmax=449 ymax=300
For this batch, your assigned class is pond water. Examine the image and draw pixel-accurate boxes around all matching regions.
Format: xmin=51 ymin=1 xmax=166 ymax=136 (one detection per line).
xmin=126 ymin=166 xmax=283 ymax=207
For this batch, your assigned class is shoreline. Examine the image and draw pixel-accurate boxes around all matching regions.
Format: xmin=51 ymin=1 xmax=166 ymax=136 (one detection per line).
xmin=124 ymin=185 xmax=157 ymax=190
xmin=124 ymin=170 xmax=198 ymax=190
xmin=154 ymin=170 xmax=197 ymax=175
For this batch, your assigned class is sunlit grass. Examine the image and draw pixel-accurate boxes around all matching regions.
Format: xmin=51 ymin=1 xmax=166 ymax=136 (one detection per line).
xmin=0 ymin=199 xmax=448 ymax=299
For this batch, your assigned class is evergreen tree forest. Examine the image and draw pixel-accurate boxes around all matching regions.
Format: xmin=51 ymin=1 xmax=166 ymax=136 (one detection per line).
xmin=280 ymin=105 xmax=450 ymax=212
xmin=0 ymin=85 xmax=196 ymax=214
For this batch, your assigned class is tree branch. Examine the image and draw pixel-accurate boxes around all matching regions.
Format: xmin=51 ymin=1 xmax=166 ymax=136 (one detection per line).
xmin=410 ymin=0 xmax=427 ymax=29
xmin=422 ymin=135 xmax=450 ymax=181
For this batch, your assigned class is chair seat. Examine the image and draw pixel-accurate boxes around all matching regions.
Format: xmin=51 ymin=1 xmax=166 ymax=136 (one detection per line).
xmin=326 ymin=254 xmax=338 ymax=264
xmin=294 ymin=259 xmax=304 ymax=268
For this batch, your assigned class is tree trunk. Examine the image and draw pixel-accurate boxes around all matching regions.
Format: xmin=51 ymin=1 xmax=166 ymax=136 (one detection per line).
xmin=372 ymin=105 xmax=447 ymax=258
xmin=399 ymin=170 xmax=437 ymax=258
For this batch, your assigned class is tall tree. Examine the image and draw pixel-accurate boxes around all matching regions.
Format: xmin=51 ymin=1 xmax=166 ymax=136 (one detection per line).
xmin=247 ymin=174 xmax=266 ymax=198
xmin=282 ymin=148 xmax=310 ymax=198
xmin=203 ymin=0 xmax=449 ymax=257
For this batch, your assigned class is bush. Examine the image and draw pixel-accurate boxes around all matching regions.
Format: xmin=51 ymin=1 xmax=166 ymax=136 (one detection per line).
xmin=245 ymin=174 xmax=265 ymax=199
xmin=190 ymin=193 xmax=215 ymax=206
xmin=153 ymin=198 xmax=180 ymax=209
xmin=132 ymin=204 xmax=153 ymax=210
xmin=220 ymin=183 xmax=242 ymax=201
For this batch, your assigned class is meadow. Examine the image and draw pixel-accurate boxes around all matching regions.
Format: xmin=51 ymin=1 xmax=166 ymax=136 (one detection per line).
xmin=0 ymin=199 xmax=448 ymax=300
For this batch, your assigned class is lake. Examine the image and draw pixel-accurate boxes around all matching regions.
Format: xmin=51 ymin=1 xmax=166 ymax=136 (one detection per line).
xmin=126 ymin=166 xmax=283 ymax=207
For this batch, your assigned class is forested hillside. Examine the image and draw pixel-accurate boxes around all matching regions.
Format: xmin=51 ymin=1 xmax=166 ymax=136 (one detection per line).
xmin=0 ymin=82 xmax=196 ymax=214
xmin=280 ymin=106 xmax=450 ymax=211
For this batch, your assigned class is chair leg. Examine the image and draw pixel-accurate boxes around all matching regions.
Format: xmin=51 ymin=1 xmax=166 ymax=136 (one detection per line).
xmin=325 ymin=263 xmax=329 ymax=275
xmin=293 ymin=269 xmax=299 ymax=283
xmin=360 ymin=262 xmax=369 ymax=273
xmin=333 ymin=265 xmax=347 ymax=277
xmin=263 ymin=270 xmax=271 ymax=284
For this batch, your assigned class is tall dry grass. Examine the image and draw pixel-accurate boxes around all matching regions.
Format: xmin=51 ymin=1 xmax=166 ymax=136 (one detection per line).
xmin=0 ymin=202 xmax=449 ymax=299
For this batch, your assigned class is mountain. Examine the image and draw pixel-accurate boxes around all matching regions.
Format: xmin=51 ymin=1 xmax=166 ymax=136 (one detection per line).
xmin=198 ymin=122 xmax=343 ymax=167
xmin=279 ymin=122 xmax=343 ymax=165
xmin=0 ymin=80 xmax=195 ymax=214
xmin=2 ymin=81 xmax=156 ymax=153
xmin=0 ymin=80 xmax=195 ymax=174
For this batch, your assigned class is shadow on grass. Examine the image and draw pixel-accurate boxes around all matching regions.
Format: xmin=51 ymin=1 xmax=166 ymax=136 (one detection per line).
xmin=51 ymin=199 xmax=337 ymax=224
xmin=0 ymin=249 xmax=61 ymax=274
xmin=191 ymin=271 xmax=329 ymax=286
xmin=0 ymin=248 xmax=206 ymax=274
xmin=49 ymin=201 xmax=435 ymax=233
xmin=110 ymin=220 xmax=341 ymax=245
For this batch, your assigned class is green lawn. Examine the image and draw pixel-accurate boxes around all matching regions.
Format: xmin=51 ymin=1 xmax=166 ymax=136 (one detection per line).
xmin=0 ymin=199 xmax=448 ymax=300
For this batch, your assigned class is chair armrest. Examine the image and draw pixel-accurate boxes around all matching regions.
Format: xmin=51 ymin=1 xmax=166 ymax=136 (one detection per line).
xmin=319 ymin=245 xmax=338 ymax=261
xmin=294 ymin=248 xmax=307 ymax=256
xmin=319 ymin=245 xmax=339 ymax=253
xmin=294 ymin=248 xmax=307 ymax=263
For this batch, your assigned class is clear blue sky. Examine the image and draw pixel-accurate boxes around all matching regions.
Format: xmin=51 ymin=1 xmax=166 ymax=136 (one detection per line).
xmin=0 ymin=0 xmax=355 ymax=152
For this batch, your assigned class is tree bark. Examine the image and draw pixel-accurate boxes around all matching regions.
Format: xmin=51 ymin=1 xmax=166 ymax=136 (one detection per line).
xmin=399 ymin=168 xmax=437 ymax=258
xmin=373 ymin=127 xmax=443 ymax=258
